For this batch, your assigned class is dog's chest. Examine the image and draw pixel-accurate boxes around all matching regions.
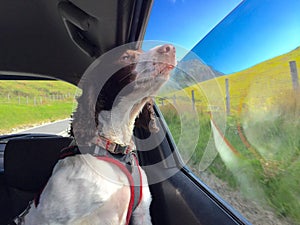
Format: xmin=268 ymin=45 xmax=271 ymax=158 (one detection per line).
xmin=25 ymin=154 xmax=131 ymax=224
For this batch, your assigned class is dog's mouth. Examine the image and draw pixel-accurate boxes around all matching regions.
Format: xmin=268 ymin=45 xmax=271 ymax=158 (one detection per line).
xmin=158 ymin=63 xmax=176 ymax=74
xmin=154 ymin=63 xmax=176 ymax=80
xmin=131 ymin=44 xmax=176 ymax=91
xmin=134 ymin=62 xmax=175 ymax=85
xmin=137 ymin=59 xmax=176 ymax=78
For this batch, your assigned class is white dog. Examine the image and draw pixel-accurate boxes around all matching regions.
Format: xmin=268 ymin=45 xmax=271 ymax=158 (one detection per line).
xmin=16 ymin=44 xmax=176 ymax=225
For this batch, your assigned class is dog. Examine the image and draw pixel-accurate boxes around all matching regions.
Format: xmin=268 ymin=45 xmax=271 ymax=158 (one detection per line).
xmin=17 ymin=44 xmax=176 ymax=225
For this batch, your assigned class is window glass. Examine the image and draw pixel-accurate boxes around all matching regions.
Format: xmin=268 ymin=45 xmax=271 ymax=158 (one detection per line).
xmin=157 ymin=1 xmax=300 ymax=224
xmin=0 ymin=80 xmax=77 ymax=135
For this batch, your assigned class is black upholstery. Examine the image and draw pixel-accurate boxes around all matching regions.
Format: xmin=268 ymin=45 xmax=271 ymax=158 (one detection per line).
xmin=0 ymin=137 xmax=72 ymax=224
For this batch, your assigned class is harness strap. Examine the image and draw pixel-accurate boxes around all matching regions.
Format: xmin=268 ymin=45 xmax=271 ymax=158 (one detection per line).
xmin=96 ymin=156 xmax=140 ymax=225
xmin=34 ymin=145 xmax=143 ymax=225
xmin=132 ymin=155 xmax=143 ymax=208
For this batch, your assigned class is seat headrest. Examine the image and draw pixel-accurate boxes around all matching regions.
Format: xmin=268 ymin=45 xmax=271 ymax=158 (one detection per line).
xmin=4 ymin=137 xmax=72 ymax=192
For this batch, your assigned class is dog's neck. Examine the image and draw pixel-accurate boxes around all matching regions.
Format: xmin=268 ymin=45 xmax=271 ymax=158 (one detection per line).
xmin=98 ymin=96 xmax=150 ymax=146
xmin=90 ymin=44 xmax=176 ymax=147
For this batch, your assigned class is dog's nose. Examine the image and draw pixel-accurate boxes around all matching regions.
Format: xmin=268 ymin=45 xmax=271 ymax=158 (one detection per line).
xmin=157 ymin=44 xmax=175 ymax=54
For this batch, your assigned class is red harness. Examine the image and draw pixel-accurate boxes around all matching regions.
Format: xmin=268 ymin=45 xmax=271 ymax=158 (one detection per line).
xmin=96 ymin=155 xmax=142 ymax=225
xmin=35 ymin=144 xmax=143 ymax=225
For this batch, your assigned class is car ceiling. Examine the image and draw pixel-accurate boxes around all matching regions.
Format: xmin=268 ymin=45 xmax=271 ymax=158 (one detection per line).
xmin=0 ymin=0 xmax=153 ymax=85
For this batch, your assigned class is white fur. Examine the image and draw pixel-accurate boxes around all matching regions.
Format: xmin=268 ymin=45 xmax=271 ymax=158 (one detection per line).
xmin=23 ymin=154 xmax=152 ymax=225
xmin=21 ymin=45 xmax=176 ymax=225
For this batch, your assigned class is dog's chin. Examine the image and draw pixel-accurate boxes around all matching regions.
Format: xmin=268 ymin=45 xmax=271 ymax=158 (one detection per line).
xmin=134 ymin=73 xmax=170 ymax=90
xmin=158 ymin=64 xmax=175 ymax=79
xmin=136 ymin=63 xmax=174 ymax=81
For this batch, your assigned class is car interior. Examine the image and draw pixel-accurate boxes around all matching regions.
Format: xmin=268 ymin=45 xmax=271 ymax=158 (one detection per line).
xmin=0 ymin=0 xmax=252 ymax=224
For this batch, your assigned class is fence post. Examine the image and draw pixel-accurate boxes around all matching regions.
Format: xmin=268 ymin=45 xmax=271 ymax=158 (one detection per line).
xmin=160 ymin=98 xmax=164 ymax=106
xmin=225 ymin=78 xmax=230 ymax=115
xmin=289 ymin=61 xmax=299 ymax=92
xmin=191 ymin=90 xmax=195 ymax=110
xmin=173 ymin=94 xmax=176 ymax=105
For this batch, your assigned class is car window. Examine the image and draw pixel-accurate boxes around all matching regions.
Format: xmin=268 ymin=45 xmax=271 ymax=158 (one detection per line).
xmin=157 ymin=1 xmax=300 ymax=225
xmin=0 ymin=80 xmax=77 ymax=136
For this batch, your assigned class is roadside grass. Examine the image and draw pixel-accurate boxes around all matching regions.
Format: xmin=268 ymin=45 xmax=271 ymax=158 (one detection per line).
xmin=160 ymin=103 xmax=240 ymax=188
xmin=0 ymin=102 xmax=75 ymax=134
xmin=241 ymin=91 xmax=300 ymax=222
xmin=158 ymin=47 xmax=300 ymax=223
xmin=160 ymin=96 xmax=300 ymax=223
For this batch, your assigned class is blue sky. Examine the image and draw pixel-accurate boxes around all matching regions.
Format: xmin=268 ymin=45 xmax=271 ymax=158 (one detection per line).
xmin=144 ymin=0 xmax=300 ymax=74
xmin=144 ymin=0 xmax=242 ymax=50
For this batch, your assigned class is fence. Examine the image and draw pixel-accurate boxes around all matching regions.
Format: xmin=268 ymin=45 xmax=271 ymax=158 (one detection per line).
xmin=158 ymin=61 xmax=299 ymax=114
xmin=0 ymin=93 xmax=74 ymax=105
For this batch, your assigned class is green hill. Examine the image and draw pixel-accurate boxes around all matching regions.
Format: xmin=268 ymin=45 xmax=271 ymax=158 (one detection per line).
xmin=0 ymin=80 xmax=76 ymax=99
xmin=179 ymin=47 xmax=300 ymax=114
xmin=0 ymin=80 xmax=77 ymax=133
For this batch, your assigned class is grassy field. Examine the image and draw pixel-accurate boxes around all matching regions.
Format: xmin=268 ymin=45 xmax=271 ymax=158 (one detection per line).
xmin=0 ymin=80 xmax=77 ymax=134
xmin=0 ymin=80 xmax=76 ymax=98
xmin=159 ymin=47 xmax=300 ymax=224
xmin=172 ymin=46 xmax=300 ymax=115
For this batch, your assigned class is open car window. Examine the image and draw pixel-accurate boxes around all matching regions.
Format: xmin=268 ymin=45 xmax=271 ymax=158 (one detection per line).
xmin=157 ymin=1 xmax=300 ymax=225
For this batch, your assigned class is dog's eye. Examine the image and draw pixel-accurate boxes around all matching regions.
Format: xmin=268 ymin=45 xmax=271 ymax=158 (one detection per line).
xmin=121 ymin=54 xmax=130 ymax=61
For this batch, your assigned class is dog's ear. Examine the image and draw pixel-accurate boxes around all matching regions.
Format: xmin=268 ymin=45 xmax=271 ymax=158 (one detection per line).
xmin=71 ymin=84 xmax=100 ymax=145
xmin=135 ymin=99 xmax=159 ymax=133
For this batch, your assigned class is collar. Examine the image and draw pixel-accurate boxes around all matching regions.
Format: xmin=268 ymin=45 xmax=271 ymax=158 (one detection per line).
xmin=92 ymin=135 xmax=135 ymax=155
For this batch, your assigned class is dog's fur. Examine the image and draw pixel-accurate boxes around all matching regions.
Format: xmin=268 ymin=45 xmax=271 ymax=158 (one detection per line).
xmin=21 ymin=45 xmax=176 ymax=225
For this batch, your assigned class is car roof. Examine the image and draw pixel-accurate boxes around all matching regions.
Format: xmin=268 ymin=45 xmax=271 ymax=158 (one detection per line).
xmin=0 ymin=0 xmax=153 ymax=85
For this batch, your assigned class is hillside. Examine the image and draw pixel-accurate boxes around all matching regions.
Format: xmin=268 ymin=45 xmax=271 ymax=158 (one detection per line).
xmin=0 ymin=80 xmax=77 ymax=99
xmin=0 ymin=80 xmax=77 ymax=133
xmin=181 ymin=46 xmax=300 ymax=114
xmin=170 ymin=59 xmax=224 ymax=87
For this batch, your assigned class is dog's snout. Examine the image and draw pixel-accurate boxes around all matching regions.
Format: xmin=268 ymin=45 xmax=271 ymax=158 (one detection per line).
xmin=157 ymin=44 xmax=175 ymax=54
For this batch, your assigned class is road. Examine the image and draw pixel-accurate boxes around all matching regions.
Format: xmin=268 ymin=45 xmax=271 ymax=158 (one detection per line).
xmin=16 ymin=119 xmax=71 ymax=136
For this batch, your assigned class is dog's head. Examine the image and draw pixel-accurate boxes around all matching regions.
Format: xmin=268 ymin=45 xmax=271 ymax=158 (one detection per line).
xmin=135 ymin=44 xmax=176 ymax=82
xmin=95 ymin=49 xmax=142 ymax=111
xmin=72 ymin=45 xmax=176 ymax=145
xmin=97 ymin=44 xmax=176 ymax=110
